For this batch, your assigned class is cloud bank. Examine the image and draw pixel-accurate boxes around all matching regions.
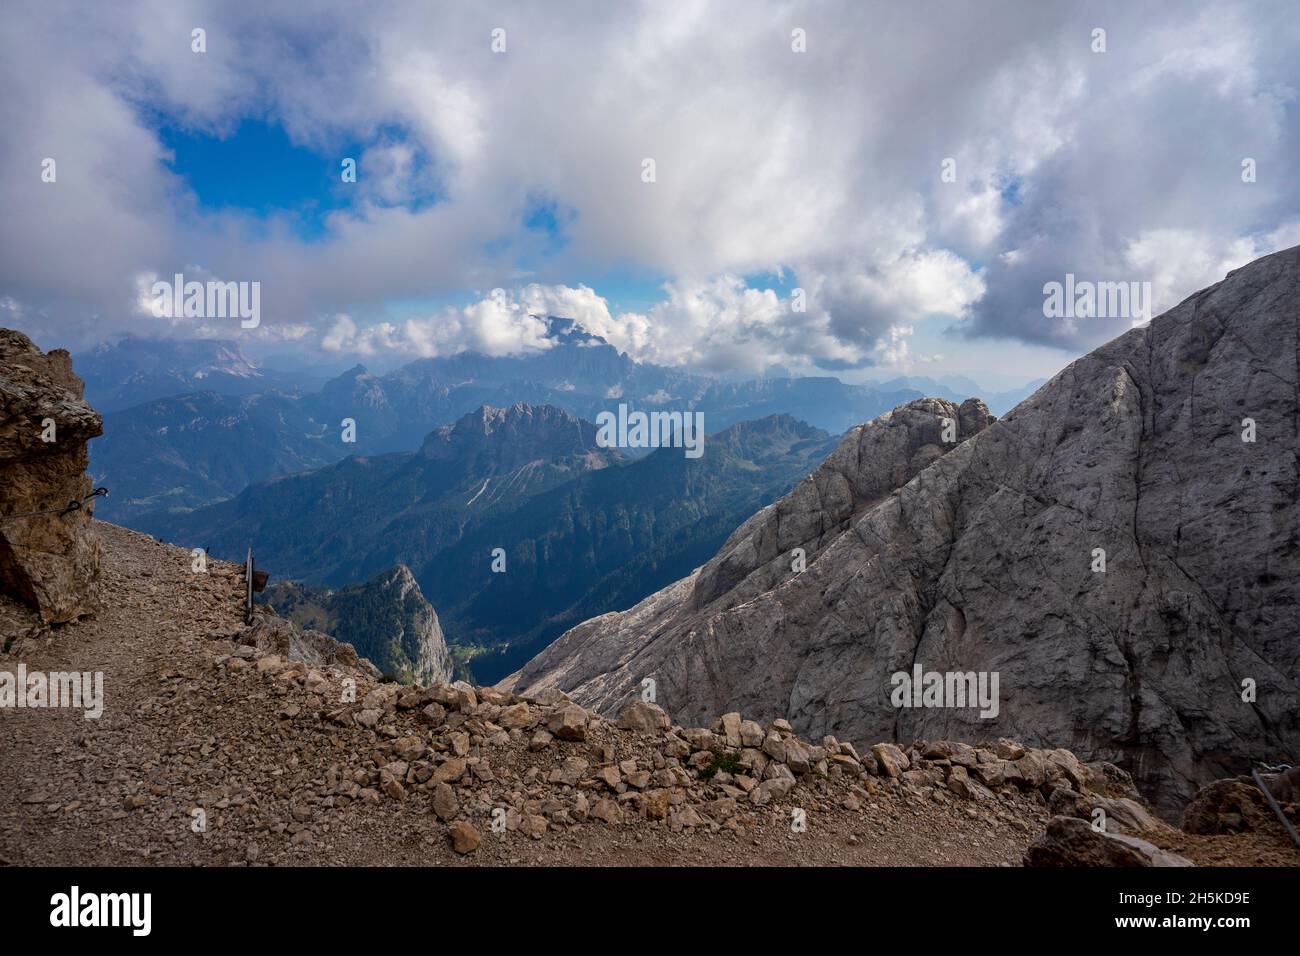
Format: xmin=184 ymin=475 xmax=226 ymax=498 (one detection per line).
xmin=3 ymin=0 xmax=1298 ymax=378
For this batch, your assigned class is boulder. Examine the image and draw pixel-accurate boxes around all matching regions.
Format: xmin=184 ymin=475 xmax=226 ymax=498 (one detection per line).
xmin=616 ymin=700 xmax=670 ymax=734
xmin=448 ymin=821 xmax=480 ymax=854
xmin=548 ymin=704 xmax=589 ymax=741
xmin=872 ymin=743 xmax=910 ymax=778
xmin=1025 ymin=816 xmax=1192 ymax=867
xmin=720 ymin=712 xmax=742 ymax=747
xmin=1181 ymin=776 xmax=1285 ymax=835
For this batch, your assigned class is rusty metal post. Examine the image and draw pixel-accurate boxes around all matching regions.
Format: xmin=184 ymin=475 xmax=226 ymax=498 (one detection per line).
xmin=1252 ymin=768 xmax=1300 ymax=849
xmin=244 ymin=548 xmax=254 ymax=625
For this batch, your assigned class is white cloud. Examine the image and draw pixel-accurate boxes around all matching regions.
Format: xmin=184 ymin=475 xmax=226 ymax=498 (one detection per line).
xmin=2 ymin=0 xmax=1299 ymax=379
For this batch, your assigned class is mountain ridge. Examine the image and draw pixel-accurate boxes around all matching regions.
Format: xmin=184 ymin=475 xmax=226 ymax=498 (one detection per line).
xmin=507 ymin=245 xmax=1300 ymax=816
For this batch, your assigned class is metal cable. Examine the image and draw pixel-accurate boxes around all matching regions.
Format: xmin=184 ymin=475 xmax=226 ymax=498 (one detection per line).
xmin=0 ymin=487 xmax=108 ymax=523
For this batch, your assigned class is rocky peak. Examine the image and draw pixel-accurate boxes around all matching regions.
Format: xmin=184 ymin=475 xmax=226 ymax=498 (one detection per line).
xmin=418 ymin=403 xmax=614 ymax=470
xmin=692 ymin=397 xmax=993 ymax=610
xmin=263 ymin=563 xmax=453 ymax=686
xmin=0 ymin=329 xmax=104 ymax=622
xmin=506 ymin=246 xmax=1300 ymax=816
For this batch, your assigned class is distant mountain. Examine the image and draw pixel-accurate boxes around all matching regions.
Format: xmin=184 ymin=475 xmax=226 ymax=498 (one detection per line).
xmin=447 ymin=413 xmax=838 ymax=683
xmin=694 ymin=376 xmax=923 ymax=433
xmin=874 ymin=375 xmax=1046 ymax=416
xmin=141 ymin=403 xmax=836 ymax=684
xmin=261 ymin=565 xmax=453 ymax=685
xmin=76 ymin=337 xmax=278 ymax=412
xmin=90 ymin=391 xmax=336 ymax=522
xmin=137 ymin=403 xmax=627 ymax=585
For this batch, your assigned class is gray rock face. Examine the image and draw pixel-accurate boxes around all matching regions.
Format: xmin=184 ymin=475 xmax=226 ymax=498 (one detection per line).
xmin=507 ymin=245 xmax=1300 ymax=815
xmin=0 ymin=329 xmax=104 ymax=623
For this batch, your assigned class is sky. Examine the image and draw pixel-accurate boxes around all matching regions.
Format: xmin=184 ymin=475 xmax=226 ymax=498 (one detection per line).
xmin=2 ymin=0 xmax=1299 ymax=388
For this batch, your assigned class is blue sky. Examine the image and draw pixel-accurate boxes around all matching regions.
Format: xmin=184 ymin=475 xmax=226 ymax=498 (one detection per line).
xmin=160 ymin=118 xmax=351 ymax=239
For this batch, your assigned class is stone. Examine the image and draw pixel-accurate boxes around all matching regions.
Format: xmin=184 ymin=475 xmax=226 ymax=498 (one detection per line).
xmin=523 ymin=687 xmax=569 ymax=707
xmin=1181 ymin=777 xmax=1278 ymax=835
xmin=625 ymin=769 xmax=651 ymax=789
xmin=431 ymin=782 xmax=459 ymax=821
xmin=995 ymin=738 xmax=1026 ymax=760
xmin=449 ymin=821 xmax=480 ymax=854
xmin=393 ymin=735 xmax=426 ymax=762
xmin=420 ymin=703 xmax=447 ymax=727
xmin=670 ymin=806 xmax=704 ymax=829
xmin=1015 ymin=749 xmax=1049 ymax=788
xmin=738 ymin=720 xmax=765 ymax=748
xmin=641 ymin=789 xmax=670 ymax=820
xmin=498 ymin=702 xmax=533 ymax=729
xmin=971 ymin=762 xmax=1006 ymax=789
xmin=946 ymin=765 xmax=993 ymax=802
xmin=451 ymin=683 xmax=478 ymax=712
xmin=617 ymin=699 xmax=671 ymax=733
xmin=1045 ymin=749 xmax=1088 ymax=791
xmin=720 ymin=712 xmax=742 ymax=748
xmin=762 ymin=733 xmax=787 ymax=762
xmin=784 ymin=738 xmax=813 ymax=773
xmin=597 ymin=766 xmax=621 ymax=789
xmin=548 ymin=704 xmax=588 ymax=741
xmin=591 ymin=798 xmax=623 ymax=824
xmin=749 ymin=776 xmax=796 ymax=806
xmin=871 ymin=743 xmax=909 ymax=778
xmin=363 ymin=684 xmax=400 ymax=711
xmin=431 ymin=758 xmax=467 ymax=785
xmin=380 ymin=773 xmax=406 ymax=801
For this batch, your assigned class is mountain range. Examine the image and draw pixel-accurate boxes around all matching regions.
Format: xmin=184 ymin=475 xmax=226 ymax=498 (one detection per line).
xmin=83 ymin=319 xmax=1038 ymax=524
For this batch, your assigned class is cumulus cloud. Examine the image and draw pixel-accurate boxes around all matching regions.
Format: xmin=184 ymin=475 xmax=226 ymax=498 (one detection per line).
xmin=2 ymin=0 xmax=1298 ymax=378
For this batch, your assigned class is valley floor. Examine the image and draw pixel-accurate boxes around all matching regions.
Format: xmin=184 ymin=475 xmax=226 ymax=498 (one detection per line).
xmin=0 ymin=523 xmax=1294 ymax=868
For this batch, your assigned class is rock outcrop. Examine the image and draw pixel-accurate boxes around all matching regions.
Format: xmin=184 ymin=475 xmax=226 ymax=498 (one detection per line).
xmin=237 ymin=612 xmax=383 ymax=680
xmin=0 ymin=329 xmax=104 ymax=623
xmin=263 ymin=564 xmax=453 ymax=685
xmin=508 ymin=246 xmax=1300 ymax=815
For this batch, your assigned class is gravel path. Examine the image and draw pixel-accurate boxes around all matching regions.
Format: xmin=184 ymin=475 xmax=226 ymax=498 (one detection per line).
xmin=0 ymin=522 xmax=1292 ymax=868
